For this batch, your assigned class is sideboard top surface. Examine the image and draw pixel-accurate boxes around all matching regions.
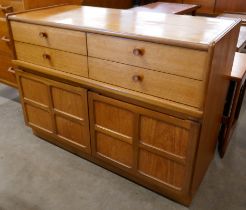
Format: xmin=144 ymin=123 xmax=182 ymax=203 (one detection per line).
xmin=8 ymin=5 xmax=240 ymax=50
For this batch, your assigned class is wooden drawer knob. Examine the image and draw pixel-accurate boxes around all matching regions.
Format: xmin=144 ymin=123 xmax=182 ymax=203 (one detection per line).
xmin=0 ymin=5 xmax=13 ymax=14
xmin=39 ymin=32 xmax=48 ymax=39
xmin=1 ymin=36 xmax=11 ymax=43
xmin=7 ymin=67 xmax=15 ymax=74
xmin=132 ymin=75 xmax=143 ymax=82
xmin=42 ymin=53 xmax=51 ymax=60
xmin=133 ymin=48 xmax=144 ymax=56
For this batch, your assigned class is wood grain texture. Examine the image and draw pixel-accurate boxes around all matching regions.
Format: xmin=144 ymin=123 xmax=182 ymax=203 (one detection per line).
xmin=0 ymin=18 xmax=12 ymax=55
xmin=0 ymin=0 xmax=24 ymax=13
xmin=12 ymin=60 xmax=204 ymax=119
xmin=89 ymin=92 xmax=200 ymax=194
xmin=237 ymin=26 xmax=246 ymax=51
xmin=131 ymin=2 xmax=199 ymax=15
xmin=161 ymin=0 xmax=246 ymax=14
xmin=87 ymin=33 xmax=208 ymax=80
xmin=96 ymin=132 xmax=134 ymax=168
xmin=55 ymin=115 xmax=88 ymax=148
xmin=9 ymin=4 xmax=241 ymax=206
xmin=8 ymin=5 xmax=238 ymax=50
xmin=15 ymin=42 xmax=88 ymax=77
xmin=0 ymin=52 xmax=16 ymax=87
xmin=183 ymin=0 xmax=216 ymax=14
xmin=22 ymin=0 xmax=83 ymax=9
xmin=0 ymin=0 xmax=82 ymax=87
xmin=191 ymin=23 xmax=240 ymax=195
xmin=219 ymin=53 xmax=246 ymax=157
xmin=21 ymin=76 xmax=49 ymax=106
xmin=140 ymin=115 xmax=189 ymax=158
xmin=138 ymin=149 xmax=186 ymax=190
xmin=25 ymin=103 xmax=53 ymax=132
xmin=94 ymin=100 xmax=135 ymax=137
xmin=17 ymin=71 xmax=91 ymax=153
xmin=52 ymin=87 xmax=85 ymax=119
xmin=11 ymin=21 xmax=87 ymax=55
xmin=215 ymin=0 xmax=246 ymax=13
xmin=0 ymin=0 xmax=84 ymax=87
xmin=82 ymin=0 xmax=133 ymax=9
xmin=231 ymin=53 xmax=246 ymax=81
xmin=89 ymin=57 xmax=205 ymax=108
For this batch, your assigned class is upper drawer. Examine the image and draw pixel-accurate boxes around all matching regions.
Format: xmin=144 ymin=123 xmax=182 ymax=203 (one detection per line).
xmin=15 ymin=42 xmax=88 ymax=77
xmin=11 ymin=21 xmax=87 ymax=55
xmin=89 ymin=57 xmax=205 ymax=108
xmin=87 ymin=33 xmax=208 ymax=81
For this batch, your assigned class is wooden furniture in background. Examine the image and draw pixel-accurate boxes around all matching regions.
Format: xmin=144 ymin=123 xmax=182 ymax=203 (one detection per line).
xmin=215 ymin=0 xmax=246 ymax=14
xmin=219 ymin=53 xmax=246 ymax=157
xmin=130 ymin=2 xmax=199 ymax=15
xmin=151 ymin=0 xmax=246 ymax=14
xmin=8 ymin=5 xmax=240 ymax=205
xmin=238 ymin=26 xmax=246 ymax=53
xmin=0 ymin=0 xmax=83 ymax=87
xmin=182 ymin=0 xmax=216 ymax=14
xmin=82 ymin=0 xmax=134 ymax=9
xmin=218 ymin=13 xmax=246 ymax=53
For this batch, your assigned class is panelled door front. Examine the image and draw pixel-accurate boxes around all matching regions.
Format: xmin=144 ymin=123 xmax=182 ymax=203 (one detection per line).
xmin=16 ymin=71 xmax=91 ymax=154
xmin=88 ymin=92 xmax=200 ymax=193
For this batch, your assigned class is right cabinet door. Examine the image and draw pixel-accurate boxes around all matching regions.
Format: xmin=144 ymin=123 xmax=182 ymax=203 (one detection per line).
xmin=88 ymin=92 xmax=200 ymax=193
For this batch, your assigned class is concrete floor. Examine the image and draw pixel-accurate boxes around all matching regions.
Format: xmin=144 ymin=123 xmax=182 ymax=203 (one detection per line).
xmin=0 ymin=84 xmax=245 ymax=210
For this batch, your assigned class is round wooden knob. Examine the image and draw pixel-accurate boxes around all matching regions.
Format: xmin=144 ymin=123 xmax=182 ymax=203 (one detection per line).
xmin=42 ymin=53 xmax=51 ymax=60
xmin=133 ymin=48 xmax=144 ymax=56
xmin=132 ymin=75 xmax=143 ymax=82
xmin=39 ymin=32 xmax=48 ymax=39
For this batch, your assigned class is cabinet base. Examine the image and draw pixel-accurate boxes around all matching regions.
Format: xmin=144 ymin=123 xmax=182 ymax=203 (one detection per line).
xmin=32 ymin=128 xmax=193 ymax=206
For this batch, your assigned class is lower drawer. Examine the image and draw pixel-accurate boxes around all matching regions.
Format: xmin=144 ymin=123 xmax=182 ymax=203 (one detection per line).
xmin=0 ymin=52 xmax=16 ymax=86
xmin=15 ymin=42 xmax=88 ymax=77
xmin=89 ymin=57 xmax=205 ymax=108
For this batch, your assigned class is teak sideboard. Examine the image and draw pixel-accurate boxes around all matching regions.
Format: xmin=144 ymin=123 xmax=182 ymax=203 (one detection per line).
xmin=7 ymin=5 xmax=240 ymax=205
xmin=0 ymin=0 xmax=83 ymax=87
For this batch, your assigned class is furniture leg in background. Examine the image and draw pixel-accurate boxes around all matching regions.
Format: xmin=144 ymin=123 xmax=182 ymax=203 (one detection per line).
xmin=219 ymin=53 xmax=246 ymax=158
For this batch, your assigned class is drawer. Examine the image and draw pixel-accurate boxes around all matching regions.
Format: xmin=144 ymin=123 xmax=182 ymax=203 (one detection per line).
xmin=89 ymin=58 xmax=205 ymax=108
xmin=0 ymin=18 xmax=12 ymax=55
xmin=11 ymin=21 xmax=87 ymax=55
xmin=15 ymin=42 xmax=88 ymax=77
xmin=0 ymin=52 xmax=16 ymax=85
xmin=87 ymin=33 xmax=208 ymax=80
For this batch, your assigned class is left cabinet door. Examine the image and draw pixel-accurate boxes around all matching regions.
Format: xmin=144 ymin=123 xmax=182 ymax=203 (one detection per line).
xmin=16 ymin=71 xmax=91 ymax=154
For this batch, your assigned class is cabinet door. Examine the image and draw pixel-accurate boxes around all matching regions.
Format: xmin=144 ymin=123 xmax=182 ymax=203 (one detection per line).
xmin=17 ymin=71 xmax=91 ymax=154
xmin=89 ymin=92 xmax=200 ymax=193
